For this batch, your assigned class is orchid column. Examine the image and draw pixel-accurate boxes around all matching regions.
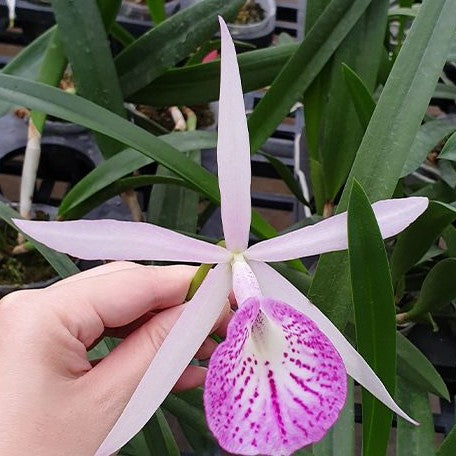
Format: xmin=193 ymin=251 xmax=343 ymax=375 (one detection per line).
xmin=14 ymin=16 xmax=427 ymax=456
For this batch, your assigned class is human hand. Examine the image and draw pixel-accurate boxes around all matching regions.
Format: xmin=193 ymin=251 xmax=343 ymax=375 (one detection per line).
xmin=0 ymin=262 xmax=231 ymax=455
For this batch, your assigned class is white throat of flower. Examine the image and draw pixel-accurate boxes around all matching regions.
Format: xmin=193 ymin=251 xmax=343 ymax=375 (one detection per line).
xmin=231 ymin=253 xmax=262 ymax=305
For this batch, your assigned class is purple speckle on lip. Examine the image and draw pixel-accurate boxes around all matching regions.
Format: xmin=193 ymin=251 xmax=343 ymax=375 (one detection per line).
xmin=204 ymin=297 xmax=347 ymax=456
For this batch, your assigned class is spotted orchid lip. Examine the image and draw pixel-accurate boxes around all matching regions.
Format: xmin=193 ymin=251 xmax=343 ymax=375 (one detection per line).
xmin=204 ymin=296 xmax=347 ymax=456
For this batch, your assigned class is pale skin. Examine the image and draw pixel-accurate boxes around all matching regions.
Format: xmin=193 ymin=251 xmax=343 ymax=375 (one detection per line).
xmin=0 ymin=262 xmax=231 ymax=455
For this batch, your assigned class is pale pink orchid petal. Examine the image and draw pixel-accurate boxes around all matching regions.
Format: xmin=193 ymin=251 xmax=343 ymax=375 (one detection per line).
xmin=13 ymin=219 xmax=231 ymax=263
xmin=245 ymin=197 xmax=428 ymax=262
xmin=217 ymin=16 xmax=252 ymax=252
xmin=204 ymin=296 xmax=347 ymax=456
xmin=249 ymin=260 xmax=418 ymax=425
xmin=95 ymin=263 xmax=232 ymax=456
xmin=232 ymin=257 xmax=262 ymax=304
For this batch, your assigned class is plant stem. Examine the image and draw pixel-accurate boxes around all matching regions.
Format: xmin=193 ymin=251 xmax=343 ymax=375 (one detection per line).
xmin=121 ymin=189 xmax=144 ymax=222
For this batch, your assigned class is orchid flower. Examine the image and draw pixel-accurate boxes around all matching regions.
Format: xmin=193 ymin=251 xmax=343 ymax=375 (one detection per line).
xmin=14 ymin=17 xmax=427 ymax=456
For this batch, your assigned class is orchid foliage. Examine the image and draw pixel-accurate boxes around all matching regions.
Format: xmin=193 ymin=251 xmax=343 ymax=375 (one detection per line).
xmin=13 ymin=17 xmax=430 ymax=456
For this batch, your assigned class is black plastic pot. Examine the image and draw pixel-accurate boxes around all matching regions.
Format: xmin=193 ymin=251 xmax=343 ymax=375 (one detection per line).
xmin=181 ymin=0 xmax=276 ymax=48
xmin=0 ymin=202 xmax=60 ymax=298
xmin=0 ymin=143 xmax=96 ymax=206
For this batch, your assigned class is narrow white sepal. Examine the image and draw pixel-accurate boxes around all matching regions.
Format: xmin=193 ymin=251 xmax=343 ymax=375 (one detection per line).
xmin=245 ymin=197 xmax=429 ymax=262
xmin=216 ymin=16 xmax=252 ymax=252
xmin=13 ymin=218 xmax=231 ymax=264
xmin=94 ymin=263 xmax=232 ymax=455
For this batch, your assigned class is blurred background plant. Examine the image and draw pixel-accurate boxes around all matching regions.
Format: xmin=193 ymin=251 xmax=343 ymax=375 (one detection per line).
xmin=1 ymin=0 xmax=456 ymax=455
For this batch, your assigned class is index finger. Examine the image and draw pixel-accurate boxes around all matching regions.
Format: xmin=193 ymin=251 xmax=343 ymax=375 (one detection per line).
xmin=41 ymin=264 xmax=196 ymax=347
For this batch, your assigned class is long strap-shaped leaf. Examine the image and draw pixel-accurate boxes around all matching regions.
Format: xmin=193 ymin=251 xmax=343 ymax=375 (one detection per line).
xmin=309 ymin=0 xmax=456 ymax=329
xmin=312 ymin=380 xmax=355 ymax=456
xmin=58 ymin=131 xmax=216 ymax=218
xmin=65 ymin=175 xmax=192 ymax=221
xmin=115 ymin=0 xmax=244 ymax=97
xmin=396 ymin=332 xmax=449 ymax=401
xmin=0 ymin=26 xmax=54 ymax=116
xmin=0 ymin=75 xmax=277 ymax=239
xmin=396 ymin=377 xmax=436 ymax=456
xmin=129 ymin=43 xmax=298 ymax=107
xmin=340 ymin=0 xmax=456 ymax=205
xmin=53 ymin=0 xmax=125 ymax=159
xmin=437 ymin=422 xmax=456 ymax=456
xmin=305 ymin=0 xmax=388 ymax=212
xmin=390 ymin=201 xmax=456 ymax=286
xmin=348 ymin=181 xmax=396 ymax=456
xmin=247 ymin=0 xmax=374 ymax=153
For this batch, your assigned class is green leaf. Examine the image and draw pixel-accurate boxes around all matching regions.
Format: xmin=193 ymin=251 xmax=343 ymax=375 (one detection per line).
xmin=145 ymin=0 xmax=166 ymax=24
xmin=129 ymin=43 xmax=297 ymax=107
xmin=116 ymin=0 xmax=244 ymax=97
xmin=447 ymin=37 xmax=456 ymax=62
xmin=259 ymin=152 xmax=308 ymax=206
xmin=97 ymin=0 xmax=123 ymax=28
xmin=406 ymin=258 xmax=456 ymax=320
xmin=437 ymin=422 xmax=456 ymax=456
xmin=438 ymin=130 xmax=456 ymax=162
xmin=110 ymin=22 xmax=135 ymax=48
xmin=347 ymin=180 xmax=395 ymax=456
xmin=0 ymin=27 xmax=54 ymax=116
xmin=162 ymin=394 xmax=213 ymax=441
xmin=148 ymin=152 xmax=200 ymax=232
xmin=396 ymin=332 xmax=449 ymax=400
xmin=271 ymin=263 xmax=311 ymax=295
xmin=0 ymin=201 xmax=79 ymax=278
xmin=58 ymin=131 xmax=216 ymax=218
xmin=442 ymin=224 xmax=456 ymax=257
xmin=396 ymin=377 xmax=436 ymax=456
xmin=402 ymin=117 xmax=456 ymax=176
xmin=0 ymin=75 xmax=278 ymax=239
xmin=312 ymin=379 xmax=355 ymax=456
xmin=119 ymin=431 xmax=150 ymax=456
xmin=248 ymin=0 xmax=375 ymax=154
xmin=344 ymin=321 xmax=450 ymax=401
xmin=342 ymin=63 xmax=376 ymax=131
xmin=142 ymin=408 xmax=180 ymax=456
xmin=393 ymin=0 xmax=416 ymax=58
xmin=309 ymin=158 xmax=327 ymax=216
xmin=304 ymin=0 xmax=388 ymax=207
xmin=341 ymin=0 xmax=456 ymax=205
xmin=53 ymin=0 xmax=126 ymax=159
xmin=179 ymin=421 xmax=216 ymax=455
xmin=185 ymin=39 xmax=220 ymax=67
xmin=66 ymin=175 xmax=191 ymax=220
xmin=310 ymin=0 xmax=456 ymax=329
xmin=433 ymin=81 xmax=456 ymax=100
xmin=172 ymin=388 xmax=217 ymax=454
xmin=30 ymin=30 xmax=67 ymax=133
xmin=412 ymin=180 xmax=456 ymax=203
xmin=147 ymin=109 xmax=201 ymax=232
xmin=439 ymin=160 xmax=456 ymax=187
xmin=390 ymin=201 xmax=456 ymax=285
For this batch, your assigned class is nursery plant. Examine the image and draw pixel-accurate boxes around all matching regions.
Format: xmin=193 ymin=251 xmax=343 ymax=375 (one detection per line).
xmin=1 ymin=0 xmax=456 ymax=455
